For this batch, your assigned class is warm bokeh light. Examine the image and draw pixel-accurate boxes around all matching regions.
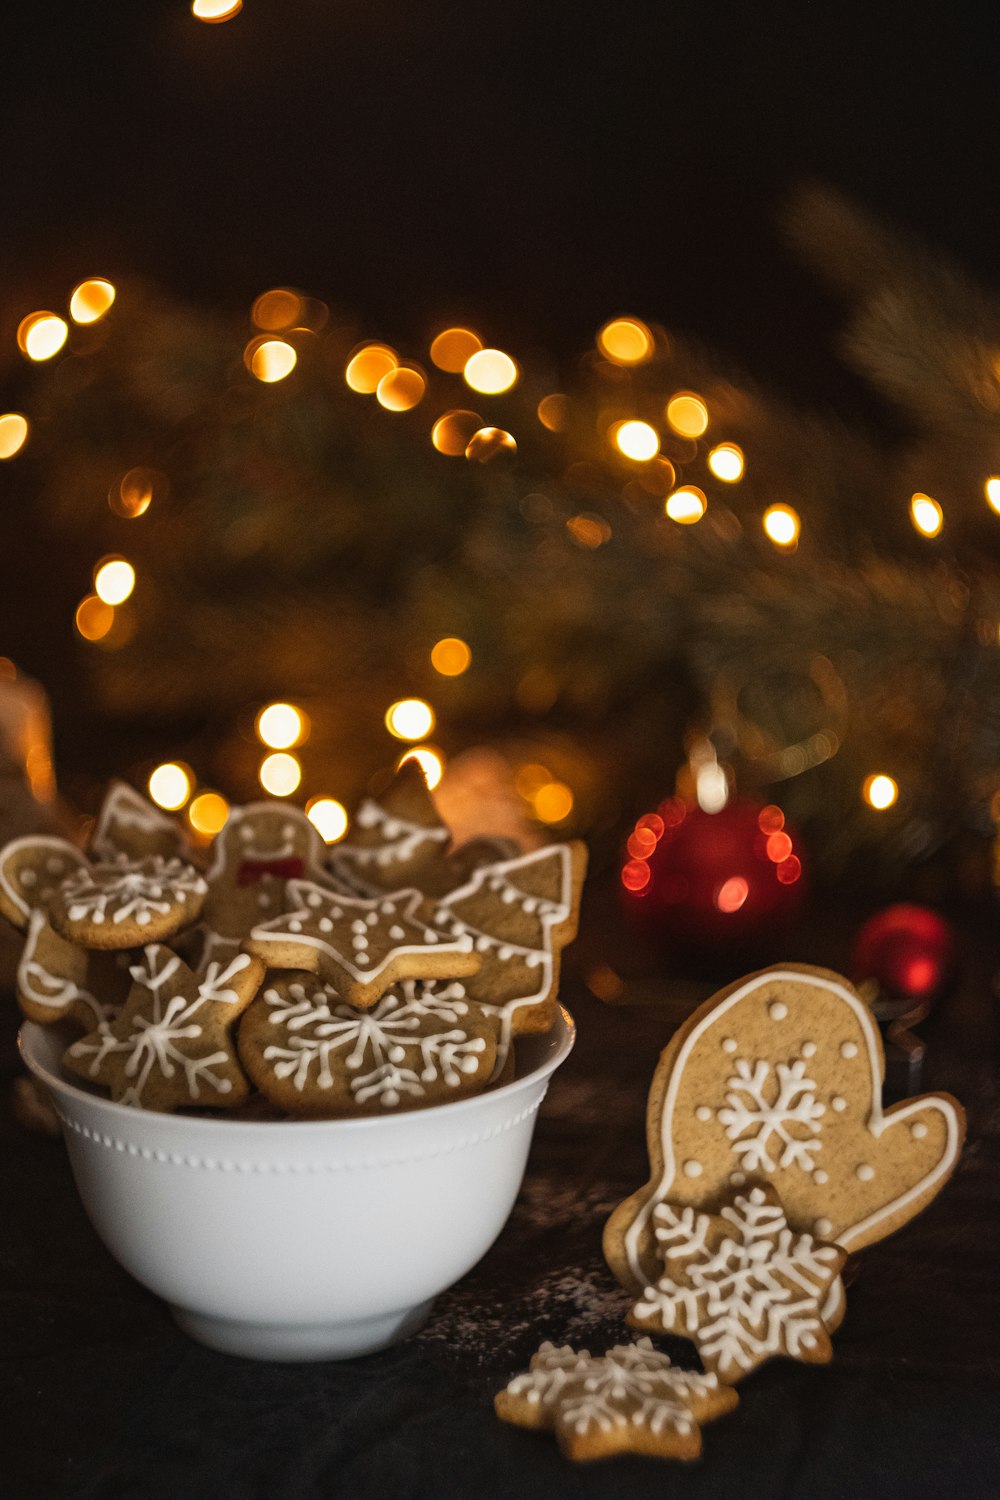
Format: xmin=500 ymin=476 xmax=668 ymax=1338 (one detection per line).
xmin=532 ymin=780 xmax=574 ymax=824
xmin=707 ymin=442 xmax=744 ymax=482
xmin=345 ymin=344 xmax=398 ymax=393
xmin=110 ymin=467 xmax=162 ymax=519
xmin=758 ymin=804 xmax=784 ymax=834
xmin=715 ymin=876 xmax=749 ymax=913
xmin=385 ymin=697 xmax=435 ymax=741
xmin=536 ymin=393 xmax=571 ymax=432
xmin=247 ymin=338 xmax=297 ymax=383
xmin=74 ymin=595 xmax=115 ymax=642
xmin=94 ymin=558 xmax=136 ymax=606
xmin=430 ymin=636 xmax=472 ymax=675
xmin=597 ymin=317 xmax=653 ymax=366
xmin=763 ymin=504 xmax=800 ymax=548
xmin=766 ymin=831 xmax=793 ymax=863
xmin=614 ymin=419 xmax=659 ymax=461
xmin=429 ymin=327 xmax=482 ymax=372
xmin=463 ymin=348 xmax=518 ymax=394
xmin=910 ymin=492 xmax=943 ymax=537
xmin=306 ymin=796 xmax=349 ymax=843
xmin=621 ymin=858 xmax=651 ymax=893
xmin=397 ymin=746 xmax=445 ymax=790
xmin=17 ymin=312 xmax=68 ymax=362
xmin=566 ymin=513 xmax=611 ymax=548
xmin=191 ymin=0 xmax=243 ymax=19
xmin=256 ymin=702 xmax=307 ymax=749
xmin=259 ymin=751 xmax=302 ymax=797
xmin=69 ymin=278 xmax=116 ymax=325
xmin=665 ymin=392 xmax=709 ymax=438
xmin=465 ymin=426 xmax=517 ymax=462
xmin=188 ymin=791 xmax=230 ymax=837
xmin=776 ymin=855 xmax=802 ymax=885
xmin=986 ymin=477 xmax=1000 ymax=514
xmin=376 ymin=365 xmax=426 ymax=411
xmin=863 ymin=773 xmax=898 ymax=810
xmin=148 ymin=762 xmax=192 ymax=811
xmin=515 ymin=763 xmax=552 ymax=800
xmin=251 ymin=288 xmax=303 ymax=331
xmin=0 ymin=413 xmax=29 ymax=460
xmin=431 ymin=409 xmax=482 ymax=456
xmin=665 ymin=486 xmax=707 ymax=523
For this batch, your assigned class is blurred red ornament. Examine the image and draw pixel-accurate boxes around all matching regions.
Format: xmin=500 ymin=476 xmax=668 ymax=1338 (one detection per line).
xmin=621 ymin=796 xmax=805 ymax=948
xmin=851 ymin=904 xmax=954 ymax=1004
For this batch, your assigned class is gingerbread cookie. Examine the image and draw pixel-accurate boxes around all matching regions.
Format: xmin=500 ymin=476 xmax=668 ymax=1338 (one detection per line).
xmin=238 ymin=974 xmax=496 ymax=1115
xmin=64 ymin=946 xmax=263 ymax=1110
xmin=329 ymin=760 xmax=451 ymax=895
xmin=495 ymin=1337 xmax=737 ymax=1462
xmin=604 ymin=965 xmax=965 ymax=1305
xmin=89 ymin=780 xmax=191 ymax=862
xmin=629 ymin=1184 xmax=846 ymax=1383
xmin=244 ymin=881 xmax=480 ymax=1008
xmin=431 ymin=842 xmax=587 ymax=1071
xmin=47 ymin=854 xmax=207 ymax=950
xmin=17 ymin=908 xmax=129 ymax=1028
xmin=0 ymin=836 xmax=89 ymax=932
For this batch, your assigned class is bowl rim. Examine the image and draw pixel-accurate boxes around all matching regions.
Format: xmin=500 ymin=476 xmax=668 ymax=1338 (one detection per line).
xmin=18 ymin=1004 xmax=576 ymax=1137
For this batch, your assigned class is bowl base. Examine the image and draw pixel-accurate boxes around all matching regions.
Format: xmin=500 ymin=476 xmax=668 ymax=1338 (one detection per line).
xmin=170 ymin=1299 xmax=436 ymax=1362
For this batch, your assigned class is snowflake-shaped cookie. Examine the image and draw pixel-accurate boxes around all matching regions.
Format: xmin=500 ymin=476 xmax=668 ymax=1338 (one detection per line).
xmin=64 ymin=946 xmax=263 ymax=1110
xmin=495 ymin=1337 xmax=737 ymax=1462
xmin=238 ymin=975 xmax=496 ymax=1114
xmin=48 ymin=854 xmax=208 ymax=949
xmin=245 ymin=881 xmax=480 ymax=1008
xmin=630 ymin=1185 xmax=846 ymax=1383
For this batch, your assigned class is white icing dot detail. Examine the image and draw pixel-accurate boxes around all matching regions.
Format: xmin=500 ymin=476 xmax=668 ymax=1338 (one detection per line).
xmin=831 ymin=1096 xmax=847 ymax=1112
xmin=815 ymin=1217 xmax=832 ymax=1237
xmin=729 ymin=1171 xmax=745 ymax=1186
xmin=813 ymin=1169 xmax=828 ymax=1185
xmin=389 ymin=925 xmax=405 ymax=941
xmin=683 ymin=1159 xmax=703 ymax=1178
xmin=288 ymin=919 xmax=302 ymax=933
xmin=318 ymin=917 xmax=333 ymax=933
xmin=722 ymin=1037 xmax=737 ymax=1053
xmin=802 ymin=1041 xmax=817 ymax=1057
xmin=768 ymin=1001 xmax=788 ymax=1020
xmin=911 ymin=1121 xmax=928 ymax=1140
xmin=840 ymin=1041 xmax=858 ymax=1059
xmin=695 ymin=1105 xmax=712 ymax=1122
xmin=856 ymin=1163 xmax=874 ymax=1182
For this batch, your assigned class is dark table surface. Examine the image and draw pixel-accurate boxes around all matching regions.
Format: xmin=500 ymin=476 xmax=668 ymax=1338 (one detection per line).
xmin=4 ymin=889 xmax=1000 ymax=1500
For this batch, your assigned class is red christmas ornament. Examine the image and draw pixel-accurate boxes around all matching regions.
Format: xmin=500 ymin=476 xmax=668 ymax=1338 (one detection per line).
xmin=621 ymin=796 xmax=805 ymax=948
xmin=851 ymin=904 xmax=955 ymax=1005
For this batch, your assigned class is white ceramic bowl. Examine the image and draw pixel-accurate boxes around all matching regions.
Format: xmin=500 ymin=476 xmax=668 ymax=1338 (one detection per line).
xmin=19 ymin=1007 xmax=574 ymax=1362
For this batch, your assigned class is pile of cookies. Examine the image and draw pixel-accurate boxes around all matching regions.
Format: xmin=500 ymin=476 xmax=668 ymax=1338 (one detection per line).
xmin=496 ymin=963 xmax=966 ymax=1462
xmin=3 ymin=765 xmax=586 ymax=1116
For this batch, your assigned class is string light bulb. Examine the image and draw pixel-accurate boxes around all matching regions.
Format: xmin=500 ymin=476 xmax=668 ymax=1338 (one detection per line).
xmin=93 ymin=558 xmax=136 ymax=605
xmin=345 ymin=344 xmax=397 ymax=393
xmin=614 ymin=420 xmax=659 ymax=461
xmin=375 ymin=366 xmax=426 ymax=411
xmin=191 ymin=0 xmax=243 ymax=19
xmin=596 ymin=317 xmax=653 ymax=366
xmin=910 ymin=493 xmax=943 ymax=537
xmin=148 ymin=763 xmax=192 ymax=811
xmin=0 ymin=414 xmax=29 ymax=460
xmin=74 ymin=595 xmax=115 ymax=642
xmin=430 ymin=637 xmax=472 ymax=675
xmin=187 ymin=791 xmax=230 ymax=837
xmin=256 ymin=702 xmax=307 ymax=750
xmin=532 ymin=781 xmax=574 ymax=824
xmin=707 ymin=443 xmax=744 ymax=482
xmin=665 ymin=393 xmax=709 ymax=438
xmin=762 ymin=504 xmax=800 ymax=549
xmin=69 ymin=279 xmax=116 ymax=325
xmin=259 ymin=752 xmax=301 ymax=796
xmin=429 ymin=327 xmax=482 ymax=372
xmin=863 ymin=774 xmax=898 ymax=810
xmin=986 ymin=477 xmax=1000 ymax=514
xmin=385 ymin=698 xmax=435 ymax=741
xmin=17 ymin=313 xmax=68 ymax=362
xmin=306 ymin=796 xmax=349 ymax=843
xmin=665 ymin=487 xmax=707 ymax=524
xmin=247 ymin=338 xmax=296 ymax=383
xmin=397 ymin=746 xmax=444 ymax=789
xmin=463 ymin=348 xmax=518 ymax=395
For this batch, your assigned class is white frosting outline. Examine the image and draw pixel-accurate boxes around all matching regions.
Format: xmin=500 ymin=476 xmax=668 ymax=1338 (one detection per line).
xmin=90 ymin=781 xmax=185 ymax=861
xmin=16 ymin=907 xmax=107 ymax=1025
xmin=205 ymin=801 xmax=330 ymax=885
xmin=0 ymin=835 xmax=88 ymax=923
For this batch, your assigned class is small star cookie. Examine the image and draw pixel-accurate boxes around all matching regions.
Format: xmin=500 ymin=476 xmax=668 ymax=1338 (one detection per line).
xmin=48 ymin=854 xmax=208 ymax=950
xmin=495 ymin=1337 xmax=737 ymax=1462
xmin=244 ymin=881 xmax=480 ymax=1008
xmin=629 ymin=1185 xmax=846 ymax=1383
xmin=64 ymin=946 xmax=263 ymax=1110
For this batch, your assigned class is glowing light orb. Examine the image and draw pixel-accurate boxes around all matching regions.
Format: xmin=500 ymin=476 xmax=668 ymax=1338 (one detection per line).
xmin=74 ymin=595 xmax=115 ymax=642
xmin=306 ymin=796 xmax=349 ymax=843
xmin=532 ymin=780 xmax=574 ymax=824
xmin=256 ymin=702 xmax=307 ymax=750
xmin=665 ymin=392 xmax=709 ymax=438
xmin=910 ymin=492 xmax=943 ymax=537
xmin=715 ymin=876 xmax=749 ymax=913
xmin=986 ymin=477 xmax=1000 ymax=514
xmin=248 ymin=338 xmax=296 ymax=383
xmin=465 ymin=426 xmax=516 ymax=462
xmin=385 ymin=698 xmax=435 ymax=741
xmin=251 ymin=288 xmax=303 ymax=331
xmin=665 ymin=486 xmax=707 ymax=523
xmin=376 ymin=366 xmax=426 ymax=411
xmin=707 ymin=442 xmax=744 ymax=482
xmin=597 ymin=317 xmax=653 ymax=365
xmin=110 ymin=467 xmax=162 ymax=519
xmin=0 ymin=414 xmax=29 ymax=460
xmin=621 ymin=859 xmax=651 ymax=892
xmin=431 ymin=409 xmax=482 ymax=456
xmin=94 ymin=558 xmax=135 ymax=606
xmin=192 ymin=0 xmax=243 ymax=19
xmin=397 ymin=746 xmax=444 ymax=789
xmin=463 ymin=348 xmax=518 ymax=395
xmin=259 ymin=751 xmax=301 ymax=797
xmin=18 ymin=313 xmax=68 ymax=362
xmin=863 ymin=774 xmax=898 ymax=810
xmin=763 ymin=504 xmax=800 ymax=548
xmin=188 ymin=791 xmax=230 ymax=837
xmin=345 ymin=344 xmax=398 ymax=394
xmin=536 ymin=393 xmax=571 ymax=432
xmin=69 ymin=279 xmax=116 ymax=325
xmin=430 ymin=327 xmax=482 ymax=372
xmin=614 ymin=420 xmax=659 ymax=461
xmin=430 ymin=637 xmax=472 ymax=675
xmin=148 ymin=763 xmax=192 ymax=811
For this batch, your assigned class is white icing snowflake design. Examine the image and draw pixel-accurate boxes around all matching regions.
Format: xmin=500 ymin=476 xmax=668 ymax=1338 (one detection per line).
xmin=60 ymin=856 xmax=207 ymax=927
xmin=631 ymin=1188 xmax=842 ymax=1380
xmin=67 ymin=950 xmax=251 ymax=1107
xmin=717 ymin=1056 xmax=826 ymax=1172
xmin=260 ymin=979 xmax=488 ymax=1106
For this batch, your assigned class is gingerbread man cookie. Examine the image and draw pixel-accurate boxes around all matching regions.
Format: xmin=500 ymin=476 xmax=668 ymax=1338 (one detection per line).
xmin=604 ymin=965 xmax=965 ymax=1310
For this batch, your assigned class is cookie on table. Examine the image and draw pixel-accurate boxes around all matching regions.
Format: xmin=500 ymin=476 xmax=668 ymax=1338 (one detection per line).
xmin=89 ymin=780 xmax=192 ymax=862
xmin=47 ymin=854 xmax=208 ymax=950
xmin=64 ymin=946 xmax=264 ymax=1110
xmin=238 ymin=973 xmax=497 ymax=1115
xmin=430 ymin=842 xmax=587 ymax=1071
xmin=244 ymin=880 xmax=480 ymax=1008
xmin=603 ymin=964 xmax=966 ymax=1318
xmin=629 ymin=1184 xmax=846 ymax=1383
xmin=495 ymin=1337 xmax=737 ymax=1462
xmin=17 ymin=908 xmax=130 ymax=1028
xmin=0 ymin=836 xmax=89 ymax=932
xmin=328 ymin=760 xmax=451 ymax=895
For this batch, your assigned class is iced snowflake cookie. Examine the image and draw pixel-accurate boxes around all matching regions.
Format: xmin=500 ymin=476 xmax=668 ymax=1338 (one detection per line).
xmin=238 ymin=974 xmax=497 ymax=1115
xmin=89 ymin=779 xmax=192 ymax=862
xmin=629 ymin=1185 xmax=846 ymax=1383
xmin=47 ymin=854 xmax=208 ymax=950
xmin=64 ymin=946 xmax=263 ymax=1110
xmin=430 ymin=842 xmax=587 ymax=1072
xmin=495 ymin=1338 xmax=737 ymax=1462
xmin=16 ymin=908 xmax=130 ymax=1028
xmin=328 ymin=760 xmax=452 ymax=895
xmin=244 ymin=880 xmax=480 ymax=1008
xmin=0 ymin=835 xmax=90 ymax=932
xmin=603 ymin=964 xmax=965 ymax=1313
